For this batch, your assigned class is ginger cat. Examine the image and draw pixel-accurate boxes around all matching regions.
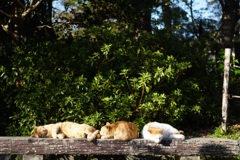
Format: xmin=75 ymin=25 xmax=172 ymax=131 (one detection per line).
xmin=142 ymin=122 xmax=185 ymax=143
xmin=100 ymin=121 xmax=138 ymax=141
xmin=31 ymin=121 xmax=100 ymax=141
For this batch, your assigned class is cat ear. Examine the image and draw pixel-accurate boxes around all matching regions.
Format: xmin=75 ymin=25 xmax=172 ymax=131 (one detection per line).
xmin=106 ymin=122 xmax=111 ymax=125
xmin=177 ymin=130 xmax=184 ymax=134
xmin=33 ymin=126 xmax=39 ymax=132
xmin=31 ymin=126 xmax=41 ymax=137
xmin=31 ymin=127 xmax=37 ymax=137
xmin=106 ymin=126 xmax=111 ymax=130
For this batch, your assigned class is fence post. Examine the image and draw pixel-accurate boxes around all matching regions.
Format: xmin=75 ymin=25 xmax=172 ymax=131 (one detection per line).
xmin=221 ymin=48 xmax=231 ymax=132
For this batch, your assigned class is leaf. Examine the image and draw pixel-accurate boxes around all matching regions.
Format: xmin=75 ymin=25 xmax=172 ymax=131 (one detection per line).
xmin=145 ymin=86 xmax=150 ymax=93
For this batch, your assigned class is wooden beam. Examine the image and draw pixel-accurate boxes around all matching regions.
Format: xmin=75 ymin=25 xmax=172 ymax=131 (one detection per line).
xmin=0 ymin=137 xmax=239 ymax=156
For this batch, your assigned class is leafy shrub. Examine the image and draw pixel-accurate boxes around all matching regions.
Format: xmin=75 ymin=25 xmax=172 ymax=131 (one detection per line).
xmin=0 ymin=22 xmax=222 ymax=135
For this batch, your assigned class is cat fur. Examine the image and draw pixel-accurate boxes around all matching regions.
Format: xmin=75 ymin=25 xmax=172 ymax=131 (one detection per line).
xmin=142 ymin=122 xmax=185 ymax=143
xmin=100 ymin=121 xmax=138 ymax=140
xmin=31 ymin=121 xmax=100 ymax=141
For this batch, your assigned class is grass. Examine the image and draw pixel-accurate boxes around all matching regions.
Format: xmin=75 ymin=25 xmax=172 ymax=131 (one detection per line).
xmin=209 ymin=125 xmax=240 ymax=140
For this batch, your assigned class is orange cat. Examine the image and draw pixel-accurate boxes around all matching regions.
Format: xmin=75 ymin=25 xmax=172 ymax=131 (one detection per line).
xmin=100 ymin=121 xmax=138 ymax=140
xmin=31 ymin=121 xmax=100 ymax=141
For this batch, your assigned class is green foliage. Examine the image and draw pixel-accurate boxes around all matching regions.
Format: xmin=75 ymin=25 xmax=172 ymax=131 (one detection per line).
xmin=0 ymin=0 xmax=228 ymax=136
xmin=0 ymin=20 xmax=223 ymax=135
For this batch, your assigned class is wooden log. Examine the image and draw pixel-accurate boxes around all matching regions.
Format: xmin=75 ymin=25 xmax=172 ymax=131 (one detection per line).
xmin=0 ymin=137 xmax=239 ymax=156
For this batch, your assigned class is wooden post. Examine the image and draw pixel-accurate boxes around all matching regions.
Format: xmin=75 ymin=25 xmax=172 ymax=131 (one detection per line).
xmin=221 ymin=48 xmax=231 ymax=132
xmin=23 ymin=155 xmax=43 ymax=160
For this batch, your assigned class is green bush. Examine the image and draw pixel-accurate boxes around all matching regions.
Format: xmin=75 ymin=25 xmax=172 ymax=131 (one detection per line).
xmin=0 ymin=23 xmax=222 ymax=135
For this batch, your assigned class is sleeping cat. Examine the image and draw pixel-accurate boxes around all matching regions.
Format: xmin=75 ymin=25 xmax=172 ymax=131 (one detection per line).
xmin=31 ymin=121 xmax=100 ymax=141
xmin=100 ymin=121 xmax=138 ymax=140
xmin=142 ymin=122 xmax=185 ymax=143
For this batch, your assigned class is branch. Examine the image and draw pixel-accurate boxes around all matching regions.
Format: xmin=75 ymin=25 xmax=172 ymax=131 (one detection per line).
xmin=30 ymin=0 xmax=34 ymax=7
xmin=184 ymin=0 xmax=199 ymax=38
xmin=0 ymin=10 xmax=12 ymax=18
xmin=21 ymin=0 xmax=43 ymax=18
xmin=1 ymin=24 xmax=9 ymax=32
xmin=36 ymin=25 xmax=53 ymax=29
xmin=1 ymin=24 xmax=19 ymax=42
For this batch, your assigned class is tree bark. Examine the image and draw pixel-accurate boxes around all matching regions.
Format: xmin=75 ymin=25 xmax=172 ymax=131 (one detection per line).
xmin=162 ymin=0 xmax=172 ymax=31
xmin=0 ymin=137 xmax=239 ymax=156
xmin=218 ymin=0 xmax=240 ymax=47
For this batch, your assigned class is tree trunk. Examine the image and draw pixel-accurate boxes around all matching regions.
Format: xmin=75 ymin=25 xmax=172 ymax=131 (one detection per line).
xmin=162 ymin=0 xmax=172 ymax=31
xmin=0 ymin=0 xmax=53 ymax=46
xmin=218 ymin=0 xmax=240 ymax=132
xmin=219 ymin=0 xmax=240 ymax=47
xmin=132 ymin=0 xmax=154 ymax=33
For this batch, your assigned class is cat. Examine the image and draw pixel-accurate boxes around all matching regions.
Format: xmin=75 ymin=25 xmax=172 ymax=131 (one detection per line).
xmin=100 ymin=121 xmax=138 ymax=141
xmin=142 ymin=122 xmax=185 ymax=143
xmin=31 ymin=121 xmax=100 ymax=141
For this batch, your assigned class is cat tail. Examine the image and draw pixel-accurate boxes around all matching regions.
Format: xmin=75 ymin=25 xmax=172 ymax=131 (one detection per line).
xmin=168 ymin=134 xmax=185 ymax=140
xmin=87 ymin=130 xmax=100 ymax=141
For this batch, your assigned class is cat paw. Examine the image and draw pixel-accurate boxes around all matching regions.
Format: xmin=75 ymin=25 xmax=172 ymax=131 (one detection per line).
xmin=87 ymin=130 xmax=100 ymax=141
xmin=179 ymin=135 xmax=185 ymax=140
xmin=57 ymin=133 xmax=65 ymax=139
xmin=100 ymin=136 xmax=108 ymax=139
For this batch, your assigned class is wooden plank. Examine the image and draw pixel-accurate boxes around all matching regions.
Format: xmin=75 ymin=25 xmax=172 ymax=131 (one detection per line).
xmin=0 ymin=137 xmax=239 ymax=156
xmin=222 ymin=48 xmax=231 ymax=132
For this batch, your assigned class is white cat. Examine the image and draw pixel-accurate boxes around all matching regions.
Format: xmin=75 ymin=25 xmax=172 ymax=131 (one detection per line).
xmin=142 ymin=122 xmax=185 ymax=143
